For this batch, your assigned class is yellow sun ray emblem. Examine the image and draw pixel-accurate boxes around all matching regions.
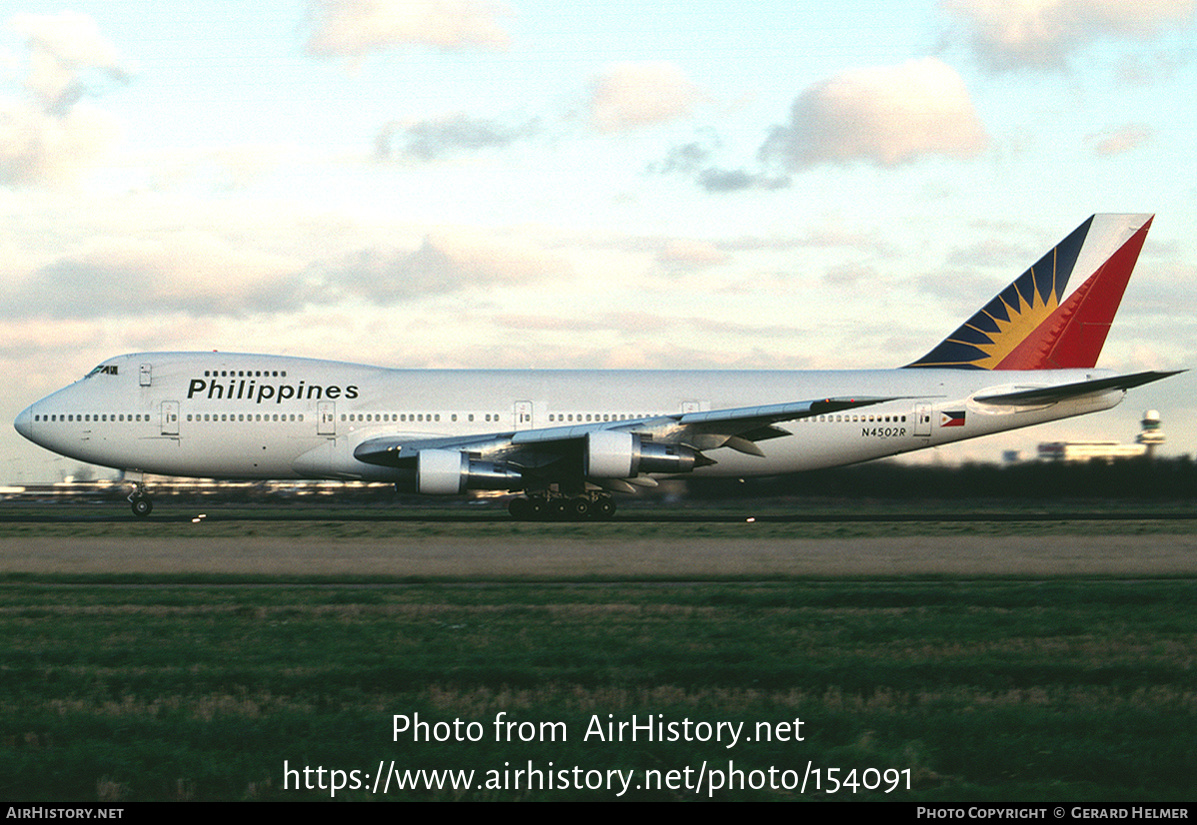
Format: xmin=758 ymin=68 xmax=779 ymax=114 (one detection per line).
xmin=953 ymin=263 xmax=1061 ymax=368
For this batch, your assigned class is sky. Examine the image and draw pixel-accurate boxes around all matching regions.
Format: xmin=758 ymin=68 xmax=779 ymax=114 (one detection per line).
xmin=2 ymin=0 xmax=1196 ymax=482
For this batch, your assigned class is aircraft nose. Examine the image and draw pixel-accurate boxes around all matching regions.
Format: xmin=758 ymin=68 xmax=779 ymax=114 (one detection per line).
xmin=14 ymin=406 xmax=33 ymax=440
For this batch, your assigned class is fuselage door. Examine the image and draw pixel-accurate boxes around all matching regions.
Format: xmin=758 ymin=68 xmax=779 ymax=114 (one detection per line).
xmin=140 ymin=363 xmax=152 ymax=387
xmin=317 ymin=401 xmax=336 ymax=436
xmin=914 ymin=403 xmax=932 ymax=437
xmin=161 ymin=401 xmax=179 ymax=436
xmin=514 ymin=400 xmax=533 ymax=430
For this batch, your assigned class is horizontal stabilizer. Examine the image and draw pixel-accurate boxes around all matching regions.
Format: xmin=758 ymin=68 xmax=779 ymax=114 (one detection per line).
xmin=973 ymin=370 xmax=1182 ymax=405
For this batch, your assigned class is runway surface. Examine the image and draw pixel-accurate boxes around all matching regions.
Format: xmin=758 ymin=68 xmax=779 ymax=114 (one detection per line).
xmin=4 ymin=528 xmax=1197 ymax=578
xmin=4 ymin=506 xmax=1197 ymax=524
xmin=4 ymin=501 xmax=1196 ymax=578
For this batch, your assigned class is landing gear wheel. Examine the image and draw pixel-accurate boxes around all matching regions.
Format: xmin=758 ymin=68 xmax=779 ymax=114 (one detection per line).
xmin=593 ymin=496 xmax=616 ymax=519
xmin=508 ymin=496 xmax=549 ymax=521
xmin=567 ymin=497 xmax=591 ymax=519
xmin=130 ymin=495 xmax=153 ymax=518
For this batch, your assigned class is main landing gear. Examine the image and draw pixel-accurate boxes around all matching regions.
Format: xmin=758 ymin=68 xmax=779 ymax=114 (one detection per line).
xmin=507 ymin=493 xmax=617 ymax=521
xmin=128 ymin=485 xmax=153 ymax=517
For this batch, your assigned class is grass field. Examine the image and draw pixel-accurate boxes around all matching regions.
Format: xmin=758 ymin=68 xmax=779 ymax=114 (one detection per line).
xmin=1 ymin=502 xmax=1195 ymax=801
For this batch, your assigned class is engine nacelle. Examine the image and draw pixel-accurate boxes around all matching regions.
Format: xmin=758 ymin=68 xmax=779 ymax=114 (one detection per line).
xmin=584 ymin=431 xmax=698 ymax=478
xmin=416 ymin=449 xmax=523 ymax=495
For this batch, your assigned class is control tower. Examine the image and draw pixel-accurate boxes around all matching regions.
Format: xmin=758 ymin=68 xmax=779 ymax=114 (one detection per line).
xmin=1136 ymin=410 xmax=1166 ymax=459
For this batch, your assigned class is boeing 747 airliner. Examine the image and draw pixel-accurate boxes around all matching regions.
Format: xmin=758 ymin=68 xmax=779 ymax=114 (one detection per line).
xmin=14 ymin=214 xmax=1178 ymax=519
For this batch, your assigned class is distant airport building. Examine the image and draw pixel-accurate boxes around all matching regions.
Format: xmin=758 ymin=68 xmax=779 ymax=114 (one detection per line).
xmin=1038 ymin=410 xmax=1165 ymax=462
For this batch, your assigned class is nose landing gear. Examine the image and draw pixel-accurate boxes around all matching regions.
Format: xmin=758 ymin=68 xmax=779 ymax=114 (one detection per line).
xmin=127 ymin=483 xmax=153 ymax=517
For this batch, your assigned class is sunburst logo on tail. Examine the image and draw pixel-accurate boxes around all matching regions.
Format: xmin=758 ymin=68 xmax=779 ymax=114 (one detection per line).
xmin=956 ymin=257 xmax=1067 ymax=369
xmin=907 ymin=215 xmax=1150 ymax=371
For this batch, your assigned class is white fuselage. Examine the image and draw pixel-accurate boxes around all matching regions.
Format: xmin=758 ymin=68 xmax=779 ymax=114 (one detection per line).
xmin=14 ymin=352 xmax=1124 ymax=484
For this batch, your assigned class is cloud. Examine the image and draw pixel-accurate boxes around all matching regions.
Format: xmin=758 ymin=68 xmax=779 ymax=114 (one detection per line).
xmin=760 ymin=58 xmax=987 ymax=169
xmin=650 ymin=137 xmax=790 ymax=193
xmin=1115 ymin=51 xmax=1186 ymax=84
xmin=0 ymin=100 xmax=121 ymax=186
xmin=305 ymin=0 xmax=512 ymax=57
xmin=946 ymin=237 xmax=1034 ymax=268
xmin=796 ymin=226 xmax=901 ymax=257
xmin=331 ymin=230 xmax=567 ymax=301
xmin=656 ymin=240 xmax=730 ymax=270
xmin=589 ymin=61 xmax=705 ymax=132
xmin=823 ymin=262 xmax=877 ymax=287
xmin=695 ymin=167 xmax=790 ymax=193
xmin=650 ymin=140 xmax=714 ymax=174
xmin=4 ymin=233 xmax=310 ymax=318
xmin=495 ymin=311 xmax=673 ymax=335
xmin=1 ymin=12 xmax=131 ymax=187
xmin=484 ymin=313 xmax=809 ymax=370
xmin=943 ymin=0 xmax=1196 ymax=71
xmin=1087 ymin=123 xmax=1153 ymax=155
xmin=375 ymin=113 xmax=541 ymax=160
xmin=9 ymin=12 xmax=131 ymax=110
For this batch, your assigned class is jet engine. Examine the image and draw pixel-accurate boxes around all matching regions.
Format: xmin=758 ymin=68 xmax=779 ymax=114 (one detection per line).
xmin=415 ymin=449 xmax=523 ymax=495
xmin=584 ymin=431 xmax=699 ymax=478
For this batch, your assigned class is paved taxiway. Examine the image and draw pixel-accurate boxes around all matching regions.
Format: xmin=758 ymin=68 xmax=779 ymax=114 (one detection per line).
xmin=3 ymin=532 xmax=1197 ymax=578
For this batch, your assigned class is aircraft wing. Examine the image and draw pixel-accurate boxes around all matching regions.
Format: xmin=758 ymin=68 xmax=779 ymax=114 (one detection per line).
xmin=353 ymin=395 xmax=897 ymax=469
xmin=973 ymin=370 xmax=1182 ymax=406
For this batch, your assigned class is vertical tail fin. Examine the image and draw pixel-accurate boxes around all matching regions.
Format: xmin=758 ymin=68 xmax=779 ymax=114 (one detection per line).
xmin=906 ymin=214 xmax=1153 ymax=370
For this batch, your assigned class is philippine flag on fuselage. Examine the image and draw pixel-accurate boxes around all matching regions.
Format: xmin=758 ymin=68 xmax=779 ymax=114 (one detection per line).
xmin=940 ymin=410 xmax=966 ymax=428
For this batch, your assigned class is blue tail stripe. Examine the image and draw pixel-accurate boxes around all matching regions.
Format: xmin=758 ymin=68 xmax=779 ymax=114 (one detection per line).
xmin=952 ymin=325 xmax=996 ymax=345
xmin=981 ymin=296 xmax=1010 ymax=325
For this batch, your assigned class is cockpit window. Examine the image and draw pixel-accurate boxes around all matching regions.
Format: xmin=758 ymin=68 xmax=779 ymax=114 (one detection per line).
xmin=84 ymin=364 xmax=119 ymax=379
